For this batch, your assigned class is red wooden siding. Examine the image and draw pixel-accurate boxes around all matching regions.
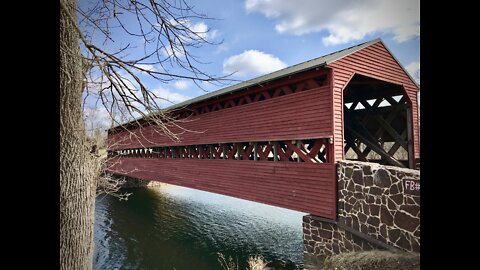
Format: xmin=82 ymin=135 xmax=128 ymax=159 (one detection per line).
xmin=107 ymin=158 xmax=336 ymax=219
xmin=328 ymin=41 xmax=420 ymax=161
xmin=109 ymin=85 xmax=333 ymax=149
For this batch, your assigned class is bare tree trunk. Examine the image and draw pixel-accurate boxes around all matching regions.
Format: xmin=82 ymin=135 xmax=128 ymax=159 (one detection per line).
xmin=60 ymin=0 xmax=98 ymax=269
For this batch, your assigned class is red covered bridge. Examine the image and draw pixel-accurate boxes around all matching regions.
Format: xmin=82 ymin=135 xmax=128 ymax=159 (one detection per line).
xmin=107 ymin=39 xmax=420 ymax=220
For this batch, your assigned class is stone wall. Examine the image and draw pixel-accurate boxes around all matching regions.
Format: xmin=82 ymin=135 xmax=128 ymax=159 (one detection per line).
xmin=303 ymin=160 xmax=420 ymax=257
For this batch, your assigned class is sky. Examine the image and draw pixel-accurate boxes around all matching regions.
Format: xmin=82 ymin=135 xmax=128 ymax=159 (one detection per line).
xmin=82 ymin=0 xmax=420 ymax=131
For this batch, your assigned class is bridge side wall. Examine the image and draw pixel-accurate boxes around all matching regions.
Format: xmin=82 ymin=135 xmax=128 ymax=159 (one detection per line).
xmin=107 ymin=158 xmax=337 ymax=219
xmin=108 ymin=85 xmax=332 ymax=149
xmin=303 ymin=160 xmax=420 ymax=256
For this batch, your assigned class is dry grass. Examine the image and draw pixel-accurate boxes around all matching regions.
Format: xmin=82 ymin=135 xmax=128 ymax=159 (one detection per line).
xmin=323 ymin=250 xmax=420 ymax=270
xmin=247 ymin=255 xmax=268 ymax=270
xmin=217 ymin=253 xmax=268 ymax=270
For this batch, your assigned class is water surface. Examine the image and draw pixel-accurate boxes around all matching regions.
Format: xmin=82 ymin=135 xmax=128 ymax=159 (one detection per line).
xmin=94 ymin=183 xmax=306 ymax=270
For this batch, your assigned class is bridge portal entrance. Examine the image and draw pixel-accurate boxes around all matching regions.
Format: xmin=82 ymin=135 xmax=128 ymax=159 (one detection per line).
xmin=343 ymin=74 xmax=415 ymax=169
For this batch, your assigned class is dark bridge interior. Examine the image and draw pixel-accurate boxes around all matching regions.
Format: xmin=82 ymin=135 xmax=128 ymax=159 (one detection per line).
xmin=343 ymin=74 xmax=414 ymax=168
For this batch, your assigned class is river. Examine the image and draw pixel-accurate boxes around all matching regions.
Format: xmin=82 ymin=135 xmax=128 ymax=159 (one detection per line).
xmin=93 ymin=183 xmax=308 ymax=270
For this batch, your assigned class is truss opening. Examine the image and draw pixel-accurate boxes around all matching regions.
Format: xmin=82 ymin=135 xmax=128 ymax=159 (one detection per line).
xmin=343 ymin=74 xmax=414 ymax=168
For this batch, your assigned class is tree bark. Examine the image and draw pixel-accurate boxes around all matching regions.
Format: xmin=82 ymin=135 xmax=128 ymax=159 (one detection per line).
xmin=60 ymin=0 xmax=98 ymax=269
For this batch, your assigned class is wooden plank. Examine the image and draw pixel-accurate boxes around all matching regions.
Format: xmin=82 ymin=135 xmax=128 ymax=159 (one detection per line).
xmin=107 ymin=157 xmax=336 ymax=219
xmin=373 ymin=115 xmax=407 ymax=149
xmin=406 ymin=104 xmax=415 ymax=169
xmin=345 ymin=125 xmax=405 ymax=167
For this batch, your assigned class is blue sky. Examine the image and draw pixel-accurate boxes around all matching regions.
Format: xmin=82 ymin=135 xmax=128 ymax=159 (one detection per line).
xmin=82 ymin=0 xmax=419 ymax=130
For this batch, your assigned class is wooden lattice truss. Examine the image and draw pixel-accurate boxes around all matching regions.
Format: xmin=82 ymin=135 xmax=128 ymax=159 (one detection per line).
xmin=343 ymin=79 xmax=413 ymax=168
xmin=110 ymin=138 xmax=329 ymax=163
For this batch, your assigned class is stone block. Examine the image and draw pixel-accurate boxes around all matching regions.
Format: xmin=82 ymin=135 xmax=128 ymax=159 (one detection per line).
xmin=374 ymin=168 xmax=391 ymax=187
xmin=394 ymin=211 xmax=418 ymax=232
xmin=352 ymin=169 xmax=364 ymax=185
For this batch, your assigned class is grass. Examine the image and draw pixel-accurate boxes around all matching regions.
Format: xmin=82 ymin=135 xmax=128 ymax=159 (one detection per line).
xmin=217 ymin=253 xmax=267 ymax=270
xmin=322 ymin=250 xmax=420 ymax=270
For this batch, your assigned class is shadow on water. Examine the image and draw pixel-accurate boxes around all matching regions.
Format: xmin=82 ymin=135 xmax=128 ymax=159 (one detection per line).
xmin=94 ymin=184 xmax=306 ymax=270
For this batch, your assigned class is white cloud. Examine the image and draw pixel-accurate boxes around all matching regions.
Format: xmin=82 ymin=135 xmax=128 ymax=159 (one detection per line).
xmin=245 ymin=0 xmax=419 ymax=45
xmin=223 ymin=50 xmax=287 ymax=77
xmin=190 ymin=21 xmax=213 ymax=40
xmin=151 ymin=87 xmax=191 ymax=108
xmin=405 ymin=61 xmax=420 ymax=83
xmin=174 ymin=80 xmax=190 ymax=90
xmin=134 ymin=64 xmax=156 ymax=72
xmin=161 ymin=20 xmax=219 ymax=58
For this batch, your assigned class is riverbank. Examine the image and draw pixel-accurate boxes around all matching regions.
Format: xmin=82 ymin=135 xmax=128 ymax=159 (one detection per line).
xmin=322 ymin=250 xmax=420 ymax=270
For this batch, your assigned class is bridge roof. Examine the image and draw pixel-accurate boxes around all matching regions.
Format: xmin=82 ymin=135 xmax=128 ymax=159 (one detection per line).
xmin=167 ymin=38 xmax=380 ymax=111
xmin=109 ymin=38 xmax=381 ymax=130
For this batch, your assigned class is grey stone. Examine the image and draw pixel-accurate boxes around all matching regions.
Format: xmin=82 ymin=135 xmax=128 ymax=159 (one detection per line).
xmin=360 ymin=224 xmax=368 ymax=234
xmin=345 ymin=166 xmax=354 ymax=179
xmin=352 ymin=169 xmax=364 ymax=185
xmin=396 ymin=233 xmax=412 ymax=251
xmin=391 ymin=193 xmax=404 ymax=205
xmin=388 ymin=229 xmax=401 ymax=243
xmin=400 ymin=205 xmax=420 ymax=217
xmin=406 ymin=197 xmax=417 ymax=205
xmin=319 ymin=228 xmax=333 ymax=239
xmin=358 ymin=212 xmax=367 ymax=223
xmin=366 ymin=194 xmax=375 ymax=204
xmin=380 ymin=224 xmax=388 ymax=239
xmin=354 ymin=192 xmax=365 ymax=200
xmin=344 ymin=202 xmax=353 ymax=212
xmin=381 ymin=196 xmax=387 ymax=205
xmin=363 ymin=165 xmax=373 ymax=175
xmin=411 ymin=238 xmax=420 ymax=252
xmin=312 ymin=234 xmax=323 ymax=242
xmin=364 ymin=176 xmax=374 ymax=186
xmin=338 ymin=179 xmax=345 ymax=190
xmin=346 ymin=180 xmax=354 ymax=191
xmin=389 ymin=184 xmax=399 ymax=195
xmin=370 ymin=204 xmax=380 ymax=216
xmin=338 ymin=201 xmax=344 ymax=211
xmin=370 ymin=186 xmax=382 ymax=196
xmin=344 ymin=239 xmax=353 ymax=250
xmin=332 ymin=242 xmax=340 ymax=254
xmin=413 ymin=196 xmax=420 ymax=204
xmin=374 ymin=168 xmax=392 ymax=187
xmin=394 ymin=211 xmax=418 ymax=232
xmin=387 ymin=198 xmax=397 ymax=210
xmin=348 ymin=197 xmax=356 ymax=205
xmin=311 ymin=219 xmax=321 ymax=228
xmin=377 ymin=234 xmax=386 ymax=243
xmin=345 ymin=216 xmax=352 ymax=227
xmin=367 ymin=216 xmax=380 ymax=227
xmin=352 ymin=215 xmax=359 ymax=231
xmin=380 ymin=206 xmax=394 ymax=226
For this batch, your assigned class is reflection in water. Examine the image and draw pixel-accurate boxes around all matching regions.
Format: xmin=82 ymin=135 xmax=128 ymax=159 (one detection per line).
xmin=94 ymin=183 xmax=306 ymax=270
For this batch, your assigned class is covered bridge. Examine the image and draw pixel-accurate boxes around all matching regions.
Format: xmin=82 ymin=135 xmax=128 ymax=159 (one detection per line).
xmin=107 ymin=38 xmax=420 ymax=220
